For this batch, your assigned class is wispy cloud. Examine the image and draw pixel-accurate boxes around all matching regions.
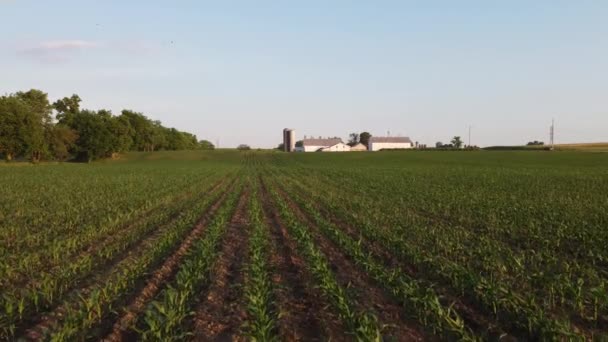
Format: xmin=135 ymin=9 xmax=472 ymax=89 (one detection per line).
xmin=17 ymin=39 xmax=160 ymax=64
xmin=18 ymin=40 xmax=100 ymax=63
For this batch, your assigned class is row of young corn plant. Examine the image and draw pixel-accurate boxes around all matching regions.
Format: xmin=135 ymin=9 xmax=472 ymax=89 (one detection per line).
xmin=1 ymin=165 xmax=220 ymax=271
xmin=135 ymin=181 xmax=245 ymax=341
xmin=278 ymin=170 xmax=586 ymax=340
xmin=4 ymin=171 xmax=220 ymax=289
xmin=0 ymin=176 xmax=229 ymax=339
xmin=6 ymin=178 xmax=236 ymax=341
xmin=302 ymin=169 xmax=607 ymax=336
xmin=287 ymin=162 xmax=608 ymax=325
xmin=283 ymin=153 xmax=608 ymax=272
xmin=4 ymin=173 xmax=223 ymax=293
xmin=242 ymin=183 xmax=277 ymax=341
xmin=271 ymin=177 xmax=477 ymax=341
xmin=264 ymin=181 xmax=382 ymax=341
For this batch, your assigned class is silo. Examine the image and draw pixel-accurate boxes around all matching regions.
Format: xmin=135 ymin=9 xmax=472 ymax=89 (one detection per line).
xmin=283 ymin=128 xmax=295 ymax=152
xmin=288 ymin=129 xmax=295 ymax=152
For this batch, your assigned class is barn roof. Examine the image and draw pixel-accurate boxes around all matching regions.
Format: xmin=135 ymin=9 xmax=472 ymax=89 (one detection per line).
xmin=350 ymin=143 xmax=368 ymax=149
xmin=369 ymin=136 xmax=413 ymax=143
xmin=302 ymin=138 xmax=343 ymax=146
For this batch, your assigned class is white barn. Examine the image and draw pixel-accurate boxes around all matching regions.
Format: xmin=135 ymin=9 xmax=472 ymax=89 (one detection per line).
xmin=350 ymin=143 xmax=368 ymax=151
xmin=368 ymin=137 xmax=413 ymax=151
xmin=319 ymin=142 xmax=351 ymax=152
xmin=300 ymin=138 xmax=343 ymax=152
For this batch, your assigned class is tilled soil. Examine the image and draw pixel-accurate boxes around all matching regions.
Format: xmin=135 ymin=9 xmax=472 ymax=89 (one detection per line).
xmin=274 ymin=183 xmax=428 ymax=341
xmin=21 ymin=178 xmax=235 ymax=342
xmin=101 ymin=179 xmax=237 ymax=342
xmin=259 ymin=179 xmax=347 ymax=341
xmin=192 ymin=189 xmax=251 ymax=341
xmin=283 ymin=180 xmax=513 ymax=340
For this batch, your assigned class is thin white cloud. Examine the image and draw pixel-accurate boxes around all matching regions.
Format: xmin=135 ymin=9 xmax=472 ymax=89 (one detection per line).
xmin=18 ymin=40 xmax=100 ymax=63
xmin=38 ymin=40 xmax=99 ymax=50
xmin=17 ymin=39 xmax=159 ymax=64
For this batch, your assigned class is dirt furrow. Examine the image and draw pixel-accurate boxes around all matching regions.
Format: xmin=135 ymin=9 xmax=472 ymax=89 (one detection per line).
xmin=283 ymin=180 xmax=511 ymax=339
xmin=259 ymin=178 xmax=345 ymax=341
xmin=191 ymin=188 xmax=251 ymax=341
xmin=21 ymin=178 xmax=235 ymax=341
xmin=273 ymin=183 xmax=428 ymax=341
xmin=100 ymin=179 xmax=237 ymax=342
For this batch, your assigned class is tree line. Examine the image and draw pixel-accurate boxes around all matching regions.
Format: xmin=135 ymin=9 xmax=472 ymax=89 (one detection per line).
xmin=0 ymin=89 xmax=214 ymax=162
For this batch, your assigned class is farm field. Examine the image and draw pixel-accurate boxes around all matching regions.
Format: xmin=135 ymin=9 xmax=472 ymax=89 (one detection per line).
xmin=1 ymin=150 xmax=607 ymax=341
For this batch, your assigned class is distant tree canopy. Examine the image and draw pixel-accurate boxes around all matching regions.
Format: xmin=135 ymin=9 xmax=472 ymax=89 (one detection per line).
xmin=276 ymin=142 xmax=285 ymax=151
xmin=451 ymin=136 xmax=464 ymax=149
xmin=527 ymin=140 xmax=545 ymax=146
xmin=436 ymin=141 xmax=455 ymax=149
xmin=359 ymin=132 xmax=371 ymax=147
xmin=199 ymin=140 xmax=215 ymax=150
xmin=237 ymin=144 xmax=251 ymax=150
xmin=348 ymin=133 xmax=359 ymax=146
xmin=0 ymin=89 xmax=211 ymax=162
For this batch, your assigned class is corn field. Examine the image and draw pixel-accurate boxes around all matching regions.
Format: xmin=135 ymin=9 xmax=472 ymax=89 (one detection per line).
xmin=1 ymin=150 xmax=607 ymax=341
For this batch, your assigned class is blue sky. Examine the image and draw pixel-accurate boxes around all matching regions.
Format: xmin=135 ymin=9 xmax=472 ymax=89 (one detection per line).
xmin=1 ymin=1 xmax=606 ymax=147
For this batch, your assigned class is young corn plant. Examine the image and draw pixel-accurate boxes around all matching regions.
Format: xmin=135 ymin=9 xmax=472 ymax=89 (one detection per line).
xmin=137 ymin=182 xmax=244 ymax=341
xmin=243 ymin=187 xmax=277 ymax=341
xmin=267 ymin=184 xmax=381 ymax=341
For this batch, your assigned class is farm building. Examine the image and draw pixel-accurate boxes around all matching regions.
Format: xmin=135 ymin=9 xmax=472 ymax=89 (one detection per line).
xmin=368 ymin=136 xmax=413 ymax=151
xmin=298 ymin=138 xmax=344 ymax=152
xmin=319 ymin=142 xmax=351 ymax=152
xmin=350 ymin=143 xmax=368 ymax=151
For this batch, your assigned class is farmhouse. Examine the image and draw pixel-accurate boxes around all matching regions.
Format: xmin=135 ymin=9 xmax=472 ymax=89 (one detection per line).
xmin=350 ymin=143 xmax=367 ymax=151
xmin=298 ymin=138 xmax=344 ymax=152
xmin=319 ymin=142 xmax=351 ymax=152
xmin=368 ymin=136 xmax=413 ymax=151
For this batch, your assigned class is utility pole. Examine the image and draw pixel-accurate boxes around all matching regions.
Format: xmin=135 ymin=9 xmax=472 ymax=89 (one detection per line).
xmin=550 ymin=119 xmax=555 ymax=150
xmin=468 ymin=125 xmax=472 ymax=147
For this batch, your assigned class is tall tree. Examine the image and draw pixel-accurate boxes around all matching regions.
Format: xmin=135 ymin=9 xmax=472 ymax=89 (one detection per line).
xmin=48 ymin=125 xmax=78 ymax=161
xmin=109 ymin=115 xmax=134 ymax=153
xmin=451 ymin=136 xmax=463 ymax=149
xmin=348 ymin=133 xmax=359 ymax=146
xmin=16 ymin=90 xmax=52 ymax=162
xmin=69 ymin=110 xmax=115 ymax=161
xmin=359 ymin=132 xmax=372 ymax=147
xmin=0 ymin=95 xmax=28 ymax=161
xmin=54 ymin=94 xmax=82 ymax=126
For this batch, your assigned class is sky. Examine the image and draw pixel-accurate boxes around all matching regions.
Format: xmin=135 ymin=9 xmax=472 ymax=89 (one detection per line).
xmin=1 ymin=1 xmax=607 ymax=148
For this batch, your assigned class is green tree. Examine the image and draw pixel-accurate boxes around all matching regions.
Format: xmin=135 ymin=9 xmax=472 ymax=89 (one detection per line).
xmin=451 ymin=136 xmax=463 ymax=149
xmin=48 ymin=125 xmax=78 ymax=161
xmin=119 ymin=110 xmax=153 ymax=151
xmin=348 ymin=133 xmax=359 ymax=146
xmin=359 ymin=132 xmax=372 ymax=147
xmin=0 ymin=95 xmax=28 ymax=161
xmin=109 ymin=115 xmax=134 ymax=153
xmin=69 ymin=110 xmax=115 ymax=161
xmin=0 ymin=90 xmax=52 ymax=162
xmin=237 ymin=144 xmax=251 ymax=150
xmin=16 ymin=89 xmax=52 ymax=162
xmin=54 ymin=94 xmax=82 ymax=126
xmin=199 ymin=140 xmax=215 ymax=150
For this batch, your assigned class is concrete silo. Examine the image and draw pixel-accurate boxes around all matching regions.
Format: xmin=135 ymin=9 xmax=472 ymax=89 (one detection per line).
xmin=283 ymin=128 xmax=295 ymax=152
